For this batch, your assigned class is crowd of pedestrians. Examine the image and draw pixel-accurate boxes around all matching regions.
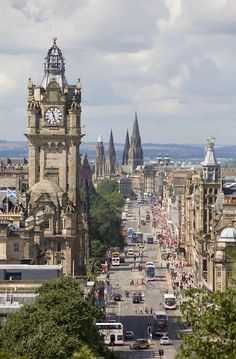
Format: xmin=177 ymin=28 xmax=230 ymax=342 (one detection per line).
xmin=152 ymin=203 xmax=199 ymax=297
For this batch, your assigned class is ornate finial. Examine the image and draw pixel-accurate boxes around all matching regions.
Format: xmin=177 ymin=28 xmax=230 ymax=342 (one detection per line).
xmin=77 ymin=78 xmax=81 ymax=91
xmin=53 ymin=37 xmax=57 ymax=45
xmin=207 ymin=136 xmax=215 ymax=150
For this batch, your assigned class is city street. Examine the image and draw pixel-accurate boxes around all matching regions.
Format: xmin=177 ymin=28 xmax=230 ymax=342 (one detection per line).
xmin=103 ymin=202 xmax=184 ymax=359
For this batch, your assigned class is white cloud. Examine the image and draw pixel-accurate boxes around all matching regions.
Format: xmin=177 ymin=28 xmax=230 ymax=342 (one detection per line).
xmin=0 ymin=0 xmax=235 ymax=144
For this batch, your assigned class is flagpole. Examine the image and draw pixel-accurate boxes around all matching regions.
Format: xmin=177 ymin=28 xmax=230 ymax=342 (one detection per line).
xmin=6 ymin=190 xmax=8 ymax=213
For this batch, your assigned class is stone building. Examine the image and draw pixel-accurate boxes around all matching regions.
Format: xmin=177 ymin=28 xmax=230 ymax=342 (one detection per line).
xmin=0 ymin=39 xmax=89 ymax=276
xmin=164 ymin=137 xmax=236 ymax=292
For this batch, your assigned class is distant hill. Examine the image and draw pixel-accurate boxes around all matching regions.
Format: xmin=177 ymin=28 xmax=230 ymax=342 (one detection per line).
xmin=0 ymin=141 xmax=236 ymax=162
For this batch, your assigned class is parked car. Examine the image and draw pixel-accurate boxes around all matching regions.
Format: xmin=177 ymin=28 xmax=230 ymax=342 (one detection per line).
xmin=113 ymin=293 xmax=122 ymax=301
xmin=130 ymin=338 xmax=150 ymax=350
xmin=132 ymin=295 xmax=141 ymax=304
xmin=125 ymin=330 xmax=134 ymax=339
xmin=160 ymin=336 xmax=170 ymax=345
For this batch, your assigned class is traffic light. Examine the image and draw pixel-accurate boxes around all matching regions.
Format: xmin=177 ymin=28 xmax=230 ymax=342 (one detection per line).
xmin=159 ymin=348 xmax=164 ymax=357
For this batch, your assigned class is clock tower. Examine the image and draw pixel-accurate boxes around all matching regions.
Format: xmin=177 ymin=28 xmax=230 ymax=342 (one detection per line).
xmin=26 ymin=37 xmax=82 ymax=206
xmin=24 ymin=38 xmax=88 ymax=275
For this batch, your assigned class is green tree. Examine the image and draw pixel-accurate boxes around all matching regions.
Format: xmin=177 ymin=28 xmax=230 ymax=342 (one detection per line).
xmin=90 ymin=196 xmax=124 ymax=248
xmin=96 ymin=179 xmax=124 ymax=210
xmin=72 ymin=345 xmax=99 ymax=359
xmin=0 ymin=277 xmax=115 ymax=359
xmin=176 ymin=288 xmax=236 ymax=359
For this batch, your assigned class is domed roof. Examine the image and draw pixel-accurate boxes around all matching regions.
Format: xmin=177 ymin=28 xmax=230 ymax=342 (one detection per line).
xmin=219 ymin=227 xmax=236 ymax=243
xmin=28 ymin=179 xmax=64 ymax=207
xmin=29 ymin=179 xmax=63 ymax=196
xmin=41 ymin=38 xmax=67 ymax=89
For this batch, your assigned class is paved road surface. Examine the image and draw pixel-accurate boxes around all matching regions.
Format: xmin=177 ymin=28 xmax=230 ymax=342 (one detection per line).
xmin=102 ymin=203 xmax=184 ymax=359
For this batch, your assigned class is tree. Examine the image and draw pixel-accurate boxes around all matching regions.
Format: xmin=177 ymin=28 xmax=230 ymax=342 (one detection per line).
xmin=0 ymin=277 xmax=115 ymax=359
xmin=176 ymin=288 xmax=236 ymax=359
xmin=96 ymin=179 xmax=124 ymax=210
xmin=90 ymin=196 xmax=124 ymax=248
xmin=72 ymin=345 xmax=99 ymax=359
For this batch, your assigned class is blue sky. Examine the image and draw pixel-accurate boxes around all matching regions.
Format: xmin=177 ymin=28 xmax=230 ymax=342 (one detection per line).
xmin=1 ymin=0 xmax=236 ymax=145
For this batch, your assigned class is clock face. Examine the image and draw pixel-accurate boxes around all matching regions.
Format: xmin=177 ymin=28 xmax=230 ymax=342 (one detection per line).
xmin=45 ymin=107 xmax=62 ymax=126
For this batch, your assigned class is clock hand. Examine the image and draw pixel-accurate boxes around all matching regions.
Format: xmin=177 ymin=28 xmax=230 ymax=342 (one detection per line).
xmin=51 ymin=110 xmax=56 ymax=121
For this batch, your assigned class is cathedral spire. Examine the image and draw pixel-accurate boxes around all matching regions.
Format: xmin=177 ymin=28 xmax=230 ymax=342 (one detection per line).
xmin=128 ymin=112 xmax=143 ymax=170
xmin=107 ymin=130 xmax=116 ymax=158
xmin=105 ymin=130 xmax=116 ymax=176
xmin=131 ymin=111 xmax=141 ymax=146
xmin=41 ymin=38 xmax=68 ymax=89
xmin=122 ymin=130 xmax=130 ymax=165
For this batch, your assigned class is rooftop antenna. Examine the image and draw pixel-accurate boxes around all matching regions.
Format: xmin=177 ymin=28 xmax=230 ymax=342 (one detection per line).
xmin=53 ymin=11 xmax=57 ymax=44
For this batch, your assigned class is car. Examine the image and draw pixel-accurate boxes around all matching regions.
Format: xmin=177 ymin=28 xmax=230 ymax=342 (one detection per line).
xmin=125 ymin=330 xmax=134 ymax=339
xmin=127 ymin=248 xmax=134 ymax=256
xmin=113 ymin=293 xmax=122 ymax=301
xmin=138 ymin=243 xmax=144 ymax=248
xmin=160 ymin=336 xmax=170 ymax=345
xmin=132 ymin=295 xmax=141 ymax=304
xmin=130 ymin=338 xmax=150 ymax=350
xmin=146 ymin=261 xmax=154 ymax=267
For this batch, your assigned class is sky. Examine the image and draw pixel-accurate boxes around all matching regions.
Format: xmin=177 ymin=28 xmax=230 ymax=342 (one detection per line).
xmin=1 ymin=0 xmax=236 ymax=145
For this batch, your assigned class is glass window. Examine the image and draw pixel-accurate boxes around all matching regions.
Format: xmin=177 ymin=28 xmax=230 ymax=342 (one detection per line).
xmin=13 ymin=243 xmax=20 ymax=252
xmin=44 ymin=220 xmax=50 ymax=229
xmin=44 ymin=241 xmax=48 ymax=251
xmin=57 ymin=242 xmax=62 ymax=252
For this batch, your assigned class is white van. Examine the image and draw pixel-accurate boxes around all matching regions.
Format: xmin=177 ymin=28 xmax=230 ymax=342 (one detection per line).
xmin=127 ymin=248 xmax=134 ymax=256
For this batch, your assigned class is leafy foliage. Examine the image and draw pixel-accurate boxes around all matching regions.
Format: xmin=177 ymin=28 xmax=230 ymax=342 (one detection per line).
xmin=0 ymin=277 xmax=115 ymax=359
xmin=90 ymin=179 xmax=125 ymax=254
xmin=176 ymin=289 xmax=236 ymax=359
xmin=72 ymin=345 xmax=99 ymax=359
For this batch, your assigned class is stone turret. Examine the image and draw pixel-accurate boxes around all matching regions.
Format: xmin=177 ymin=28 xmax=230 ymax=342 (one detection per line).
xmin=202 ymin=137 xmax=221 ymax=181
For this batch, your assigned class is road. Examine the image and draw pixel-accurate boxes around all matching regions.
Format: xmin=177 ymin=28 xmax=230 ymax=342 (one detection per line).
xmin=103 ymin=202 xmax=184 ymax=359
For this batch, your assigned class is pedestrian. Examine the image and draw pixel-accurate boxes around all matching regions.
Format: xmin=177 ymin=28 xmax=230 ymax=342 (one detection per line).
xmin=139 ymin=307 xmax=143 ymax=314
xmin=150 ymin=307 xmax=153 ymax=314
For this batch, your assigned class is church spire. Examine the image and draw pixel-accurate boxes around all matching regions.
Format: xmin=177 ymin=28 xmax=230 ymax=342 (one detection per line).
xmin=41 ymin=38 xmax=68 ymax=89
xmin=122 ymin=130 xmax=130 ymax=165
xmin=128 ymin=112 xmax=143 ymax=170
xmin=107 ymin=130 xmax=116 ymax=158
xmin=131 ymin=111 xmax=141 ymax=146
xmin=105 ymin=130 xmax=116 ymax=176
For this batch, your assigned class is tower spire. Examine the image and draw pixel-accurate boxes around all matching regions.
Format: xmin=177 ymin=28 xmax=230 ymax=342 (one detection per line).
xmin=106 ymin=130 xmax=116 ymax=176
xmin=128 ymin=112 xmax=143 ymax=170
xmin=122 ymin=130 xmax=130 ymax=165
